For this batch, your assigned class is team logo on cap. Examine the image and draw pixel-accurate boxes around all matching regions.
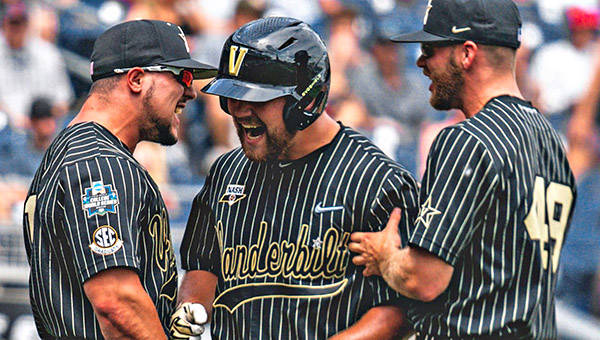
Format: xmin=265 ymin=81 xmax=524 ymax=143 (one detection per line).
xmin=166 ymin=22 xmax=190 ymax=53
xmin=82 ymin=181 xmax=119 ymax=218
xmin=229 ymin=45 xmax=248 ymax=77
xmin=423 ymin=0 xmax=433 ymax=25
xmin=90 ymin=225 xmax=123 ymax=255
xmin=219 ymin=184 xmax=247 ymax=206
xmin=176 ymin=25 xmax=190 ymax=53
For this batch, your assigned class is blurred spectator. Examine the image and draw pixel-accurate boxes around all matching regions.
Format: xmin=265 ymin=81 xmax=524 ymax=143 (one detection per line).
xmin=558 ymin=98 xmax=600 ymax=318
xmin=347 ymin=35 xmax=430 ymax=139
xmin=326 ymin=4 xmax=362 ymax=74
xmin=31 ymin=5 xmax=59 ymax=43
xmin=187 ymin=0 xmax=265 ymax=175
xmin=133 ymin=142 xmax=180 ymax=214
xmin=515 ymin=20 xmax=543 ymax=105
xmin=0 ymin=2 xmax=73 ymax=129
xmin=0 ymin=97 xmax=58 ymax=178
xmin=327 ymin=71 xmax=407 ymax=167
xmin=417 ymin=110 xmax=464 ymax=178
xmin=267 ymin=0 xmax=321 ymax=24
xmin=535 ymin=0 xmax=597 ymax=41
xmin=56 ymin=0 xmax=106 ymax=99
xmin=192 ymin=0 xmax=265 ymax=67
xmin=556 ymin=31 xmax=600 ymax=316
xmin=529 ymin=6 xmax=599 ymax=128
xmin=557 ymin=145 xmax=600 ymax=315
xmin=345 ymin=36 xmax=430 ymax=174
xmin=127 ymin=0 xmax=212 ymax=35
xmin=372 ymin=0 xmax=426 ymax=67
xmin=0 ymin=97 xmax=58 ymax=224
xmin=568 ymin=45 xmax=600 ymax=151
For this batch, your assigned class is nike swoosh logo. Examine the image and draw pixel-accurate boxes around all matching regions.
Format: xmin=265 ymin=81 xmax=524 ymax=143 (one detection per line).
xmin=314 ymin=202 xmax=344 ymax=214
xmin=451 ymin=26 xmax=471 ymax=34
xmin=278 ymin=162 xmax=292 ymax=168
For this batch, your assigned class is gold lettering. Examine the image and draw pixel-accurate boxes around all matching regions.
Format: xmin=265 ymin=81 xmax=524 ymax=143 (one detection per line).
xmin=148 ymin=209 xmax=173 ymax=273
xmin=295 ymin=225 xmax=311 ymax=273
xmin=267 ymin=243 xmax=281 ymax=273
xmin=281 ymin=241 xmax=296 ymax=276
xmin=236 ymin=245 xmax=249 ymax=277
xmin=250 ymin=222 xmax=268 ymax=275
xmin=216 ymin=221 xmax=349 ymax=282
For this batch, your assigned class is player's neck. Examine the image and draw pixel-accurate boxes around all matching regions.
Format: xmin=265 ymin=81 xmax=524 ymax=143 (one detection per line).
xmin=280 ymin=113 xmax=340 ymax=161
xmin=70 ymin=94 xmax=141 ymax=153
xmin=460 ymin=71 xmax=523 ymax=118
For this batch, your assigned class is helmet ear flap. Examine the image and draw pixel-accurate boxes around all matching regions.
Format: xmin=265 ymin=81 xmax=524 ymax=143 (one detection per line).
xmin=283 ymin=97 xmax=302 ymax=132
xmin=219 ymin=96 xmax=230 ymax=114
xmin=282 ymin=86 xmax=328 ymax=132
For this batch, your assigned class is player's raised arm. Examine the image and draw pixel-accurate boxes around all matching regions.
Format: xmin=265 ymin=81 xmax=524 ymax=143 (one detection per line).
xmin=349 ymin=208 xmax=453 ymax=302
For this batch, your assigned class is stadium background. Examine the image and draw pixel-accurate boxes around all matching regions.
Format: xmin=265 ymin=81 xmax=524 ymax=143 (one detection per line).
xmin=0 ymin=0 xmax=599 ymax=338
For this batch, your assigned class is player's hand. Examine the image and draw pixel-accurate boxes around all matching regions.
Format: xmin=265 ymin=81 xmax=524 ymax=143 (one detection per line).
xmin=349 ymin=208 xmax=403 ymax=277
xmin=169 ymin=302 xmax=208 ymax=339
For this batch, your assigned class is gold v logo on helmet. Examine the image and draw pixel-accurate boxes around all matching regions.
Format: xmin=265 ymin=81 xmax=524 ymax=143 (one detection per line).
xmin=229 ymin=45 xmax=248 ymax=76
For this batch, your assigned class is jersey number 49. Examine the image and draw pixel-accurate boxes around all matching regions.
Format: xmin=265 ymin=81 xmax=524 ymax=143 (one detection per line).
xmin=524 ymin=176 xmax=574 ymax=273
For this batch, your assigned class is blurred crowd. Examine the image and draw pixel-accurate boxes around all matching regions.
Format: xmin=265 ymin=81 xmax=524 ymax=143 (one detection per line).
xmin=0 ymin=0 xmax=600 ymax=325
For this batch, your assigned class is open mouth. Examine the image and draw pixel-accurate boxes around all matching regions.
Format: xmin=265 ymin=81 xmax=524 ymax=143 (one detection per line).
xmin=239 ymin=121 xmax=266 ymax=140
xmin=175 ymin=102 xmax=186 ymax=115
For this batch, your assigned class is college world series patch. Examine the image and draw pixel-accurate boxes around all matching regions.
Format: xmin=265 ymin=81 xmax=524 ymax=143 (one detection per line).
xmin=90 ymin=225 xmax=123 ymax=255
xmin=82 ymin=181 xmax=119 ymax=218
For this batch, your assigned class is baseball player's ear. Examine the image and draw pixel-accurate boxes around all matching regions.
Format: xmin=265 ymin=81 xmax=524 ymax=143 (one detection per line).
xmin=126 ymin=68 xmax=144 ymax=94
xmin=460 ymin=41 xmax=477 ymax=70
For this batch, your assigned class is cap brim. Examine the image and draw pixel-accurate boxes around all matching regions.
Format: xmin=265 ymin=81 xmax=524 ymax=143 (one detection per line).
xmin=160 ymin=59 xmax=218 ymax=79
xmin=201 ymin=78 xmax=295 ymax=102
xmin=391 ymin=30 xmax=456 ymax=43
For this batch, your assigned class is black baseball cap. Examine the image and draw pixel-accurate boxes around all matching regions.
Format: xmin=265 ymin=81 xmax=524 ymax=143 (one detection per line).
xmin=90 ymin=20 xmax=217 ymax=81
xmin=391 ymin=0 xmax=522 ymax=49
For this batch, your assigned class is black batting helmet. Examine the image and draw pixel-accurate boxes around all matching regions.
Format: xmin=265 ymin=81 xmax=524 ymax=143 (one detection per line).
xmin=202 ymin=17 xmax=330 ymax=132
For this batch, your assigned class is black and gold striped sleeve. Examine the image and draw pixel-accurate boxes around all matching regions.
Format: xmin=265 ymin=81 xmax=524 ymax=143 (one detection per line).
xmin=59 ymin=156 xmax=145 ymax=282
xmin=409 ymin=127 xmax=499 ymax=265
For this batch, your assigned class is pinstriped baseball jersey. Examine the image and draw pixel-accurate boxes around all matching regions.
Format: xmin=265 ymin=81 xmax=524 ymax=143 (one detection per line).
xmin=180 ymin=125 xmax=419 ymax=339
xmin=407 ymin=96 xmax=576 ymax=339
xmin=23 ymin=122 xmax=177 ymax=339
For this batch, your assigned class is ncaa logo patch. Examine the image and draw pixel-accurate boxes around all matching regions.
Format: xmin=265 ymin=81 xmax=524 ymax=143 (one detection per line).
xmin=82 ymin=181 xmax=119 ymax=218
xmin=219 ymin=184 xmax=246 ymax=206
xmin=90 ymin=225 xmax=123 ymax=255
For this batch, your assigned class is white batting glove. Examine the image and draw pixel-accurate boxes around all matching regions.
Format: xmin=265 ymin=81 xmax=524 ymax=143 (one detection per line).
xmin=169 ymin=302 xmax=208 ymax=339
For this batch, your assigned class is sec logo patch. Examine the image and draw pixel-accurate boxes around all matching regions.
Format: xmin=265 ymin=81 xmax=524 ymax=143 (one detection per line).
xmin=90 ymin=225 xmax=123 ymax=255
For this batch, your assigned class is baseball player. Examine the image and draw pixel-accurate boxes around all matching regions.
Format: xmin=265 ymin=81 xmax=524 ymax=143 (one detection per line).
xmin=22 ymin=20 xmax=216 ymax=339
xmin=349 ymin=0 xmax=577 ymax=338
xmin=170 ymin=17 xmax=420 ymax=339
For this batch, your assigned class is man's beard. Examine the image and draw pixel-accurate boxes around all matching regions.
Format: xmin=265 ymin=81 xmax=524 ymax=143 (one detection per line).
xmin=236 ymin=123 xmax=295 ymax=162
xmin=140 ymin=84 xmax=177 ymax=146
xmin=430 ymin=56 xmax=464 ymax=111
